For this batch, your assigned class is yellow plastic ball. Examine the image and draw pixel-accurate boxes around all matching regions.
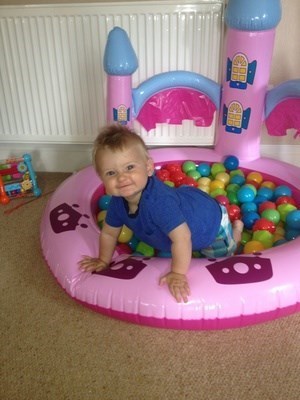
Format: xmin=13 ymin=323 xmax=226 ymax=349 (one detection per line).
xmin=210 ymin=179 xmax=225 ymax=192
xmin=118 ymin=225 xmax=133 ymax=243
xmin=243 ymin=240 xmax=265 ymax=254
xmin=215 ymin=172 xmax=230 ymax=185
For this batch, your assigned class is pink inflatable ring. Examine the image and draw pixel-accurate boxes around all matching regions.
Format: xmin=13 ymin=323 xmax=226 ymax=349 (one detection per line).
xmin=40 ymin=147 xmax=300 ymax=330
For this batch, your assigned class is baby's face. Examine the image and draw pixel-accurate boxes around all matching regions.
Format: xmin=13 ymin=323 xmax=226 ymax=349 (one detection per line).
xmin=96 ymin=144 xmax=154 ymax=202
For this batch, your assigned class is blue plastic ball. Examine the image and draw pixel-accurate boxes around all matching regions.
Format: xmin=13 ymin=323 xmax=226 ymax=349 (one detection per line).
xmin=242 ymin=211 xmax=260 ymax=230
xmin=254 ymin=195 xmax=268 ymax=206
xmin=230 ymin=174 xmax=245 ymax=186
xmin=241 ymin=202 xmax=257 ymax=213
xmin=285 ymin=210 xmax=300 ymax=230
xmin=273 ymin=185 xmax=292 ymax=200
xmin=257 ymin=187 xmax=274 ymax=201
xmin=224 ymin=155 xmax=239 ymax=171
xmin=98 ymin=194 xmax=111 ymax=210
xmin=196 ymin=163 xmax=211 ymax=177
xmin=237 ymin=186 xmax=256 ymax=203
xmin=285 ymin=229 xmax=300 ymax=241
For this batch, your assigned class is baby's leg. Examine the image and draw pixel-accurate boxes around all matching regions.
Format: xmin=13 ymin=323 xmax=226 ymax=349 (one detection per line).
xmin=232 ymin=220 xmax=244 ymax=245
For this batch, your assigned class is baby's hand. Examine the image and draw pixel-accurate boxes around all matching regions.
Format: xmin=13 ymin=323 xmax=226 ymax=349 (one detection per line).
xmin=159 ymin=272 xmax=190 ymax=303
xmin=78 ymin=256 xmax=108 ymax=272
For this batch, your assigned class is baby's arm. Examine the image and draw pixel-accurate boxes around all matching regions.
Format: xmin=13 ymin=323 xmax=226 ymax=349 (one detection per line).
xmin=159 ymin=222 xmax=192 ymax=303
xmin=79 ymin=222 xmax=121 ymax=272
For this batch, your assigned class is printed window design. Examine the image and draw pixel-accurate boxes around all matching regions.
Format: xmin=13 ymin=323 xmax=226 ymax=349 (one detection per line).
xmin=222 ymin=101 xmax=251 ymax=134
xmin=113 ymin=104 xmax=130 ymax=125
xmin=226 ymin=53 xmax=257 ymax=90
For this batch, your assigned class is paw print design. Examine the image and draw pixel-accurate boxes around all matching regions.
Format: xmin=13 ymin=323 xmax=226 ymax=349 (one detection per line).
xmin=94 ymin=256 xmax=150 ymax=280
xmin=50 ymin=202 xmax=90 ymax=234
xmin=205 ymin=253 xmax=273 ymax=285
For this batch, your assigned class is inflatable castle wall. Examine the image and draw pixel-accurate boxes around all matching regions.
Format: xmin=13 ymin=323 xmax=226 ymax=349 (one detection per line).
xmin=103 ymin=0 xmax=299 ymax=162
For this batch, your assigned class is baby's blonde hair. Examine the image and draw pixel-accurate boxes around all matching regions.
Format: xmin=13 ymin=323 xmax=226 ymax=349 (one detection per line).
xmin=93 ymin=124 xmax=149 ymax=171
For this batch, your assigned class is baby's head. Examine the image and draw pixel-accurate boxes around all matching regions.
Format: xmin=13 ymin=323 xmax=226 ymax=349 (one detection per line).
xmin=93 ymin=124 xmax=152 ymax=177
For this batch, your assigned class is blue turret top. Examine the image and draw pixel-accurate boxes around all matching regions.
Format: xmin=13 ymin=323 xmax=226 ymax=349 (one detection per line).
xmin=104 ymin=27 xmax=138 ymax=76
xmin=225 ymin=0 xmax=282 ymax=31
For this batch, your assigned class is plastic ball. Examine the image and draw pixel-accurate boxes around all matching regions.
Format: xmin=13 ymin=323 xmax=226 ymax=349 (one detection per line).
xmin=237 ymin=186 xmax=256 ymax=203
xmin=182 ymin=160 xmax=196 ymax=173
xmin=254 ymin=195 xmax=268 ymax=207
xmin=242 ymin=211 xmax=260 ymax=230
xmin=243 ymin=240 xmax=265 ymax=254
xmin=275 ymin=225 xmax=285 ymax=237
xmin=285 ymin=229 xmax=300 ymax=241
xmin=258 ymin=201 xmax=276 ymax=214
xmin=187 ymin=170 xmax=201 ymax=180
xmin=230 ymin=169 xmax=244 ymax=178
xmin=215 ymin=172 xmax=230 ymax=185
xmin=210 ymin=179 xmax=225 ymax=192
xmin=97 ymin=210 xmax=107 ymax=228
xmin=252 ymin=230 xmax=273 ymax=249
xmin=164 ymin=180 xmax=175 ymax=187
xmin=197 ymin=163 xmax=211 ymax=177
xmin=118 ymin=225 xmax=133 ymax=243
xmin=261 ymin=209 xmax=280 ymax=225
xmin=156 ymin=168 xmax=170 ymax=181
xmin=226 ymin=183 xmax=240 ymax=193
xmin=277 ymin=204 xmax=297 ymax=222
xmin=215 ymin=195 xmax=229 ymax=207
xmin=245 ymin=184 xmax=257 ymax=196
xmin=164 ymin=163 xmax=181 ymax=173
xmin=224 ymin=155 xmax=239 ymax=171
xmin=260 ymin=181 xmax=276 ymax=190
xmin=181 ymin=176 xmax=198 ymax=187
xmin=246 ymin=171 xmax=263 ymax=185
xmin=285 ymin=210 xmax=300 ymax=230
xmin=275 ymin=196 xmax=296 ymax=206
xmin=230 ymin=174 xmax=245 ymax=186
xmin=117 ymin=243 xmax=132 ymax=255
xmin=135 ymin=241 xmax=155 ymax=257
xmin=128 ymin=235 xmax=139 ymax=251
xmin=272 ymin=233 xmax=285 ymax=244
xmin=257 ymin=187 xmax=273 ymax=201
xmin=252 ymin=218 xmax=276 ymax=234
xmin=98 ymin=194 xmax=111 ymax=210
xmin=211 ymin=162 xmax=226 ymax=177
xmin=170 ymin=170 xmax=186 ymax=187
xmin=227 ymin=204 xmax=241 ymax=221
xmin=198 ymin=184 xmax=210 ymax=194
xmin=273 ymin=238 xmax=287 ymax=247
xmin=198 ymin=177 xmax=211 ymax=187
xmin=241 ymin=231 xmax=252 ymax=245
xmin=210 ymin=188 xmax=227 ymax=198
xmin=273 ymin=185 xmax=292 ymax=200
xmin=241 ymin=202 xmax=257 ymax=213
xmin=227 ymin=191 xmax=239 ymax=205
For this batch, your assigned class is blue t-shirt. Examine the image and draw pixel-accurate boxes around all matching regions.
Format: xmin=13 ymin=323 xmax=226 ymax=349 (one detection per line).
xmin=105 ymin=175 xmax=222 ymax=252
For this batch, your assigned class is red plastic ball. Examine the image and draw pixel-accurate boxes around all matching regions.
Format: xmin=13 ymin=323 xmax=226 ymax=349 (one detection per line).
xmin=258 ymin=201 xmax=276 ymax=214
xmin=252 ymin=218 xmax=276 ymax=234
xmin=156 ymin=169 xmax=170 ymax=181
xmin=275 ymin=196 xmax=296 ymax=206
xmin=227 ymin=204 xmax=241 ymax=221
xmin=215 ymin=195 xmax=230 ymax=207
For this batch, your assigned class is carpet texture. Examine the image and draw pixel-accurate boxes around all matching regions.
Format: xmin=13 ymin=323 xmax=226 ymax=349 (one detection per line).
xmin=1 ymin=172 xmax=300 ymax=400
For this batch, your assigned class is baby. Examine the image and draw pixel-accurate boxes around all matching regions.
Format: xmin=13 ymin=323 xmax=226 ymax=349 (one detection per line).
xmin=79 ymin=124 xmax=243 ymax=303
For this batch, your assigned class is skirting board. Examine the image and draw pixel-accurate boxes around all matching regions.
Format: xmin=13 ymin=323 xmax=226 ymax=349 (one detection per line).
xmin=0 ymin=143 xmax=299 ymax=172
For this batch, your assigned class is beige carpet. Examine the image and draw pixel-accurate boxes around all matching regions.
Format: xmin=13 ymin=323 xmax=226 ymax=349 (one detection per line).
xmin=1 ymin=172 xmax=300 ymax=400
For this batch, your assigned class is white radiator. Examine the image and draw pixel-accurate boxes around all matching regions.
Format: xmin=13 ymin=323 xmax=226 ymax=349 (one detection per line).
xmin=0 ymin=1 xmax=224 ymax=148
